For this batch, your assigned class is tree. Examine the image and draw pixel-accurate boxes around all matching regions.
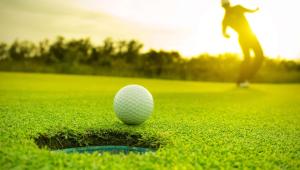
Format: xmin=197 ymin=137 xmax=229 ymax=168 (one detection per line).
xmin=97 ymin=38 xmax=115 ymax=67
xmin=46 ymin=36 xmax=66 ymax=63
xmin=0 ymin=43 xmax=8 ymax=60
xmin=64 ymin=38 xmax=92 ymax=64
xmin=8 ymin=41 xmax=36 ymax=61
xmin=119 ymin=40 xmax=143 ymax=63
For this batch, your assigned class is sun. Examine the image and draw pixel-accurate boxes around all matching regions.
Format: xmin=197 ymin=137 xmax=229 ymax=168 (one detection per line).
xmin=73 ymin=0 xmax=299 ymax=59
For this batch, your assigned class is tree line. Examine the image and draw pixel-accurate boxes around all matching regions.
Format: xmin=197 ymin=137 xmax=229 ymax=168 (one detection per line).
xmin=0 ymin=37 xmax=299 ymax=83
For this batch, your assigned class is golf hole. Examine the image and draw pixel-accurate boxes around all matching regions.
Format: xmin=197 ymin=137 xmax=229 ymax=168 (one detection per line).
xmin=34 ymin=129 xmax=161 ymax=155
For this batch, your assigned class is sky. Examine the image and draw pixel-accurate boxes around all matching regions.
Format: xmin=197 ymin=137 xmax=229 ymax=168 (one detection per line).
xmin=0 ymin=0 xmax=299 ymax=59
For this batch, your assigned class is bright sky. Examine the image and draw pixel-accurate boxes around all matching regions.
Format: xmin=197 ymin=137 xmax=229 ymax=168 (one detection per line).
xmin=0 ymin=0 xmax=299 ymax=59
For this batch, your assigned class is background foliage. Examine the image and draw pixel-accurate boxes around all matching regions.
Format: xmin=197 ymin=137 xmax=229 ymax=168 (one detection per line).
xmin=0 ymin=37 xmax=299 ymax=83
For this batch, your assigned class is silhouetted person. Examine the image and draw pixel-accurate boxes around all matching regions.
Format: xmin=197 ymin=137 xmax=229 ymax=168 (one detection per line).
xmin=221 ymin=0 xmax=264 ymax=88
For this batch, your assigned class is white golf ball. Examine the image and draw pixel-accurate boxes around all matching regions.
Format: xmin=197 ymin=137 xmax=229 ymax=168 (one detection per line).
xmin=113 ymin=85 xmax=154 ymax=125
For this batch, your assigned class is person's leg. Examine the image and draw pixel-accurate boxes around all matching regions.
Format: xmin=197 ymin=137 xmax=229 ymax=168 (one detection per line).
xmin=248 ymin=38 xmax=264 ymax=80
xmin=237 ymin=38 xmax=251 ymax=84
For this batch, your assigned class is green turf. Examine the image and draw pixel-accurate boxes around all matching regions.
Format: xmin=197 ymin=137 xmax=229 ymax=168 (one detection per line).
xmin=0 ymin=72 xmax=299 ymax=169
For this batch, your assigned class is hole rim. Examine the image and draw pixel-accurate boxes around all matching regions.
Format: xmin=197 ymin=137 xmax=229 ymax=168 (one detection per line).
xmin=55 ymin=145 xmax=156 ymax=155
xmin=34 ymin=129 xmax=162 ymax=154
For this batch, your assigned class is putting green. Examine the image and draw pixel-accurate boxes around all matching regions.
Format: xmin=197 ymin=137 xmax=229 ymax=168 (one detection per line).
xmin=0 ymin=72 xmax=299 ymax=169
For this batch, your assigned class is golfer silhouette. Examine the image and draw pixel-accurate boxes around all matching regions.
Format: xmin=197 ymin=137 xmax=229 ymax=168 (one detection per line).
xmin=221 ymin=0 xmax=264 ymax=88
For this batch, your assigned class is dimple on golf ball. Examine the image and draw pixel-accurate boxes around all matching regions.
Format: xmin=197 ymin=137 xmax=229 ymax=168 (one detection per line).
xmin=113 ymin=85 xmax=154 ymax=125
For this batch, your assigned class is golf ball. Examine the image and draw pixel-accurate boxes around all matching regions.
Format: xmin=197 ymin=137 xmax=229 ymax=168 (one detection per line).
xmin=114 ymin=85 xmax=154 ymax=125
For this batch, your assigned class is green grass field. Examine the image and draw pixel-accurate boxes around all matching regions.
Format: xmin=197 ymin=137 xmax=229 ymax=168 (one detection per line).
xmin=0 ymin=72 xmax=299 ymax=169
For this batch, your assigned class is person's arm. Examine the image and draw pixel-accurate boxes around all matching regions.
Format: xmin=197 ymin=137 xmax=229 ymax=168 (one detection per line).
xmin=238 ymin=5 xmax=259 ymax=13
xmin=245 ymin=7 xmax=259 ymax=13
xmin=222 ymin=16 xmax=230 ymax=38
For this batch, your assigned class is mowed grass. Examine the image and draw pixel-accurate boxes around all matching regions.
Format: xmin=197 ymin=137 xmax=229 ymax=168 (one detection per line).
xmin=0 ymin=72 xmax=299 ymax=169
